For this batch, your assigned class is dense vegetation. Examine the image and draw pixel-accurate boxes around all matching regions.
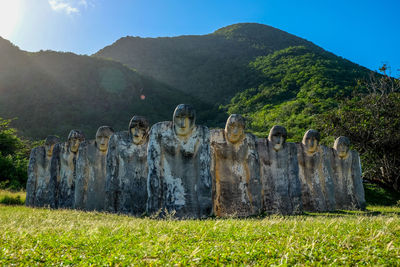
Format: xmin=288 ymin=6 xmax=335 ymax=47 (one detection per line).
xmin=318 ymin=72 xmax=400 ymax=191
xmin=0 ymin=203 xmax=399 ymax=265
xmin=225 ymin=46 xmax=370 ymax=140
xmin=0 ymin=118 xmax=30 ymax=190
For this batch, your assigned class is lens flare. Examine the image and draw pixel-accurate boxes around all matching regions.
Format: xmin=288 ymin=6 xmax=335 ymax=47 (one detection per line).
xmin=0 ymin=0 xmax=21 ymax=39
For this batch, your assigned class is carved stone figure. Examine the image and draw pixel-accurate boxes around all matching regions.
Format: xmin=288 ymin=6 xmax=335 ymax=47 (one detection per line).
xmin=51 ymin=130 xmax=85 ymax=209
xmin=211 ymin=114 xmax=261 ymax=217
xmin=147 ymin=104 xmax=212 ymax=218
xmin=105 ymin=116 xmax=150 ymax=215
xmin=329 ymin=136 xmax=366 ymax=210
xmin=297 ymin=130 xmax=336 ymax=212
xmin=26 ymin=136 xmax=59 ymax=207
xmin=257 ymin=126 xmax=302 ymax=214
xmin=75 ymin=126 xmax=114 ymax=211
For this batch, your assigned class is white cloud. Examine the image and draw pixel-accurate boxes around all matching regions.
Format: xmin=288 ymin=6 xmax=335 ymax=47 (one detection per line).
xmin=48 ymin=0 xmax=93 ymax=15
xmin=49 ymin=0 xmax=79 ymax=14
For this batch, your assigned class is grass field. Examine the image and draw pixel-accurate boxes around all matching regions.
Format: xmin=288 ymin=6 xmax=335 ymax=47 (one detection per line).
xmin=0 ymin=185 xmax=399 ymax=265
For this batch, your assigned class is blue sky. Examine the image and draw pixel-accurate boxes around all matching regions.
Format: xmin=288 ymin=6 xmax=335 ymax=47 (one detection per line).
xmin=2 ymin=0 xmax=399 ymax=75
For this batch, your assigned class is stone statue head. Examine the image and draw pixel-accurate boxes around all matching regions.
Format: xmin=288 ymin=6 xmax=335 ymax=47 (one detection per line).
xmin=44 ymin=135 xmax=60 ymax=158
xmin=268 ymin=125 xmax=287 ymax=152
xmin=95 ymin=126 xmax=114 ymax=153
xmin=173 ymin=104 xmax=196 ymax=137
xmin=334 ymin=136 xmax=350 ymax=159
xmin=129 ymin=115 xmax=150 ymax=145
xmin=67 ymin=130 xmax=85 ymax=153
xmin=302 ymin=129 xmax=320 ymax=154
xmin=225 ymin=114 xmax=245 ymax=144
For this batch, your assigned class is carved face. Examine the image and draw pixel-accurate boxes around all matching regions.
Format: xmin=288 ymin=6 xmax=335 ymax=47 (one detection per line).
xmin=225 ymin=114 xmax=245 ymax=144
xmin=44 ymin=135 xmax=59 ymax=158
xmin=130 ymin=127 xmax=147 ymax=145
xmin=67 ymin=130 xmax=85 ymax=153
xmin=95 ymin=126 xmax=114 ymax=153
xmin=45 ymin=144 xmax=55 ymax=158
xmin=268 ymin=126 xmax=287 ymax=152
xmin=334 ymin=136 xmax=350 ymax=159
xmin=302 ymin=130 xmax=320 ymax=154
xmin=173 ymin=104 xmax=196 ymax=137
xmin=128 ymin=116 xmax=149 ymax=145
xmin=69 ymin=138 xmax=81 ymax=153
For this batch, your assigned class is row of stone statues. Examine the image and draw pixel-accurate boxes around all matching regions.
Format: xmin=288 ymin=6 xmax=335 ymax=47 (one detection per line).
xmin=26 ymin=104 xmax=366 ymax=218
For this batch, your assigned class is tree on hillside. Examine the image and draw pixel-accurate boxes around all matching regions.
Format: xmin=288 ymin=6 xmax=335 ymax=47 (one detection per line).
xmin=317 ymin=69 xmax=400 ymax=191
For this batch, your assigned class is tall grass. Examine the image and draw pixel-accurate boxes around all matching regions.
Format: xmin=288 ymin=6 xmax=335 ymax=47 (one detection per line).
xmin=0 ymin=205 xmax=399 ymax=265
xmin=0 ymin=184 xmax=399 ymax=264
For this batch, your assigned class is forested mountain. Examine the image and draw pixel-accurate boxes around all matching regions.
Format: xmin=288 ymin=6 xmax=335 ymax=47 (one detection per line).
xmin=0 ymin=37 xmax=212 ymax=139
xmin=225 ymin=46 xmax=371 ymax=140
xmin=95 ymin=23 xmax=320 ymax=104
xmin=0 ymin=23 xmax=372 ymax=141
xmin=95 ymin=23 xmax=371 ymax=139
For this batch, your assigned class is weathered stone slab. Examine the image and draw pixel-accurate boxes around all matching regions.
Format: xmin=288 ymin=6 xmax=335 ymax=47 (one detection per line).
xmin=105 ymin=116 xmax=149 ymax=215
xmin=26 ymin=136 xmax=59 ymax=207
xmin=297 ymin=130 xmax=336 ymax=212
xmin=147 ymin=104 xmax=212 ymax=218
xmin=211 ymin=114 xmax=261 ymax=217
xmin=75 ymin=126 xmax=114 ymax=211
xmin=51 ymin=130 xmax=85 ymax=209
xmin=329 ymin=136 xmax=366 ymax=210
xmin=257 ymin=126 xmax=302 ymax=215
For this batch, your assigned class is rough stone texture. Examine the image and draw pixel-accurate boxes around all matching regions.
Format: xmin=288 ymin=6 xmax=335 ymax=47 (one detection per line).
xmin=27 ymin=151 xmax=51 ymax=207
xmin=329 ymin=136 xmax=366 ymax=210
xmin=51 ymin=130 xmax=84 ymax=209
xmin=297 ymin=130 xmax=336 ymax=212
xmin=147 ymin=117 xmax=212 ymax=219
xmin=257 ymin=127 xmax=302 ymax=214
xmin=75 ymin=126 xmax=114 ymax=211
xmin=210 ymin=115 xmax=261 ymax=217
xmin=105 ymin=116 xmax=149 ymax=215
xmin=51 ymin=143 xmax=76 ymax=208
xmin=26 ymin=136 xmax=59 ymax=207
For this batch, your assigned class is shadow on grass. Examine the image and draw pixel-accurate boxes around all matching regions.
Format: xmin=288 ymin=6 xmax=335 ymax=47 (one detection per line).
xmin=3 ymin=182 xmax=400 ymax=219
xmin=364 ymin=182 xmax=400 ymax=206
xmin=292 ymin=182 xmax=400 ymax=218
xmin=0 ymin=195 xmax=25 ymax=205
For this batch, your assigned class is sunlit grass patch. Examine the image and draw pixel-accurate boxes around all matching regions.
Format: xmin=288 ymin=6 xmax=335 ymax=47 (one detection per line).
xmin=0 ymin=205 xmax=399 ymax=265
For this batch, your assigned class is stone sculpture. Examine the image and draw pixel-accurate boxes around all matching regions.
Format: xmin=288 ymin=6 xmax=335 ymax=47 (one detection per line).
xmin=147 ymin=104 xmax=212 ymax=218
xmin=26 ymin=135 xmax=60 ymax=207
xmin=297 ymin=130 xmax=336 ymax=212
xmin=329 ymin=136 xmax=366 ymax=210
xmin=211 ymin=114 xmax=261 ymax=217
xmin=51 ymin=130 xmax=85 ymax=209
xmin=26 ymin=103 xmax=367 ymax=216
xmin=257 ymin=126 xmax=302 ymax=214
xmin=105 ymin=116 xmax=150 ymax=215
xmin=75 ymin=126 xmax=114 ymax=211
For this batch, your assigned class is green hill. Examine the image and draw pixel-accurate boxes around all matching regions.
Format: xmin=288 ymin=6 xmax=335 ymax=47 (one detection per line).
xmin=225 ymin=46 xmax=371 ymax=140
xmin=95 ymin=23 xmax=319 ymax=104
xmin=0 ymin=37 xmax=211 ymax=140
xmin=95 ymin=23 xmax=372 ymax=139
xmin=0 ymin=23 xmax=373 ymax=140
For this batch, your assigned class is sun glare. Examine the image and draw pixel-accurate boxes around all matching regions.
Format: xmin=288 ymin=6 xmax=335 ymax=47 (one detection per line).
xmin=0 ymin=0 xmax=22 ymax=39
